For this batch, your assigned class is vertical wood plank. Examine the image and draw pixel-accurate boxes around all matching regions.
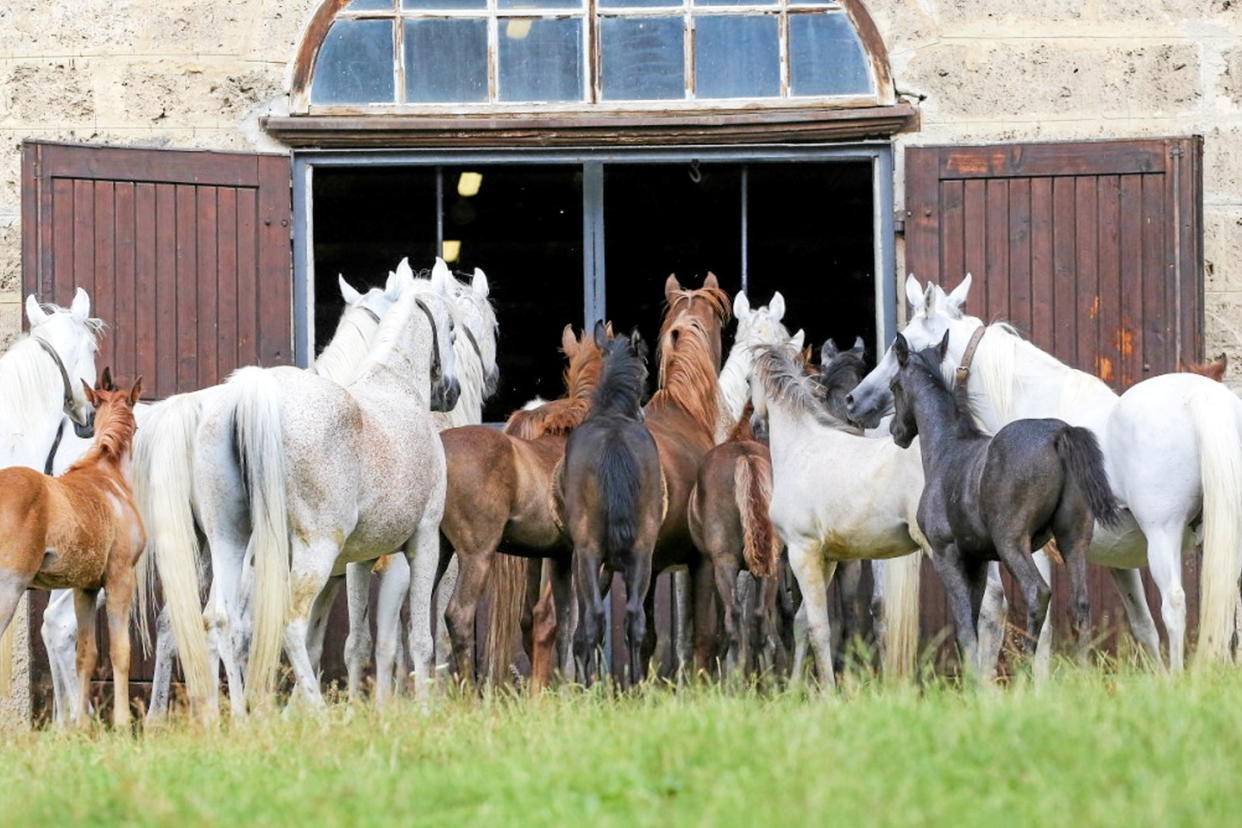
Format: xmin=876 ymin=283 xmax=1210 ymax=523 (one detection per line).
xmin=985 ymin=178 xmax=1009 ymax=324
xmin=196 ymin=186 xmax=219 ymax=387
xmin=236 ymin=187 xmax=259 ymax=367
xmin=135 ymin=184 xmax=159 ymax=394
xmin=93 ymin=181 xmax=116 ymax=376
xmin=114 ymin=182 xmax=137 ymax=387
xmin=905 ymin=147 xmax=942 ymax=285
xmin=155 ymin=184 xmax=178 ymax=398
xmin=256 ymin=155 xmax=292 ymax=366
xmin=1051 ymin=177 xmax=1077 ymax=365
xmin=51 ymin=178 xmax=74 ymax=306
xmin=962 ymin=179 xmax=986 ymax=319
xmin=72 ymin=180 xmax=94 ymax=307
xmin=1029 ymin=177 xmax=1054 ymax=350
xmin=175 ymin=184 xmax=197 ymax=392
xmin=1141 ymin=173 xmax=1168 ymax=378
xmin=217 ymin=188 xmax=240 ymax=377
xmin=1074 ymin=177 xmax=1099 ymax=377
xmin=939 ymin=179 xmax=965 ymax=285
xmin=1007 ymin=178 xmax=1032 ymax=336
xmin=1096 ymin=176 xmax=1122 ymax=388
xmin=21 ymin=144 xmax=38 ymax=306
xmin=1119 ymin=175 xmax=1144 ymax=389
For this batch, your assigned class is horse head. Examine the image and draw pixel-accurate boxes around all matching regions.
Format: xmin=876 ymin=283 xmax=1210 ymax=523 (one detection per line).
xmin=889 ymin=331 xmax=951 ymax=449
xmin=451 ymin=267 xmax=500 ymax=400
xmin=421 ymin=259 xmax=462 ymax=413
xmin=25 ymin=288 xmax=102 ymax=438
xmin=847 ymin=273 xmax=978 ymax=429
xmin=80 ymin=368 xmax=143 ymax=459
xmin=731 ymin=289 xmax=792 ymax=366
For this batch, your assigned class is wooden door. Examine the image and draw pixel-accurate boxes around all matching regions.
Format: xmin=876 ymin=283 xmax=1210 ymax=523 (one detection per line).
xmin=20 ymin=141 xmax=293 ymax=717
xmin=904 ymin=137 xmax=1204 ymax=660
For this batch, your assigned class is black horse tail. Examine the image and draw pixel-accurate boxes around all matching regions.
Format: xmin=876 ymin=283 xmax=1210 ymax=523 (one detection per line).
xmin=599 ymin=439 xmax=642 ymax=558
xmin=1055 ymin=426 xmax=1121 ymax=528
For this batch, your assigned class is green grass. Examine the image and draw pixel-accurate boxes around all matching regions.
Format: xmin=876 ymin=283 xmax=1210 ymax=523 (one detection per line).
xmin=5 ymin=667 xmax=1242 ymax=826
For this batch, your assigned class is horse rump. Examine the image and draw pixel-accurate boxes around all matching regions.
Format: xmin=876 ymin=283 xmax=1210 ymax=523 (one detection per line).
xmin=598 ymin=436 xmax=644 ymax=560
xmin=1054 ymin=426 xmax=1121 ymax=528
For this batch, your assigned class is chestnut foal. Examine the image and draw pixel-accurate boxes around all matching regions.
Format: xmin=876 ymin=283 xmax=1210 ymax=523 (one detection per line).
xmin=0 ymin=370 xmax=144 ymax=726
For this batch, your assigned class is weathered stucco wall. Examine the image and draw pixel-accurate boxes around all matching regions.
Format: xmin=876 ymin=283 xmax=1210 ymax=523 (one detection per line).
xmin=0 ymin=0 xmax=1239 ymax=717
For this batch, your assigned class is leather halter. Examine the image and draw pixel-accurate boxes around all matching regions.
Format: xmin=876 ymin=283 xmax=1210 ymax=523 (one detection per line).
xmin=358 ymin=306 xmax=381 ymax=325
xmin=32 ymin=336 xmax=77 ymax=476
xmin=413 ymin=297 xmax=445 ymax=382
xmin=954 ymin=326 xmax=987 ymax=390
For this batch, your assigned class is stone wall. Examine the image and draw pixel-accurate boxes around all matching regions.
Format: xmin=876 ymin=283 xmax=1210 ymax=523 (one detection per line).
xmin=0 ymin=0 xmax=1239 ymax=717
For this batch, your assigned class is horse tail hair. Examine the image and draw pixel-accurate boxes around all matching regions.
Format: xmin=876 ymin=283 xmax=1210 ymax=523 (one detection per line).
xmin=599 ymin=440 xmax=641 ymax=557
xmin=483 ymin=550 xmax=527 ymax=685
xmin=228 ymin=367 xmax=290 ymax=710
xmin=1188 ymin=389 xmax=1242 ymax=665
xmin=734 ymin=454 xmax=778 ymax=578
xmin=131 ymin=391 xmax=214 ymax=714
xmin=880 ymin=552 xmax=921 ymax=680
xmin=1054 ymin=427 xmax=1121 ymax=529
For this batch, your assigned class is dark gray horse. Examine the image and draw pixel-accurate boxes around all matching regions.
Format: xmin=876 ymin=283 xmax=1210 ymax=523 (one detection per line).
xmin=559 ymin=322 xmax=663 ymax=685
xmin=889 ymin=332 xmax=1120 ymax=672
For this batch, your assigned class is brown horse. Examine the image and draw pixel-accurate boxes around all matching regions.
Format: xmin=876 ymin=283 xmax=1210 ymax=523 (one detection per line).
xmin=560 ymin=324 xmax=664 ymax=684
xmin=644 ymin=274 xmax=731 ymax=674
xmin=0 ymin=370 xmax=144 ymax=727
xmin=1183 ymin=353 xmax=1227 ymax=382
xmin=688 ymin=403 xmax=782 ymax=676
xmin=437 ymin=324 xmax=603 ymax=686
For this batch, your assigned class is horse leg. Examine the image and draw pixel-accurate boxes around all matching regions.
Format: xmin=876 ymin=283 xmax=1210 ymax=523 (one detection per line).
xmin=72 ymin=589 xmax=99 ymax=726
xmin=756 ymin=575 xmax=781 ymax=675
xmin=283 ymin=540 xmax=337 ymax=709
xmin=1031 ymin=548 xmax=1054 ymax=681
xmin=550 ymin=556 xmax=576 ymax=681
xmin=434 ymin=554 xmax=458 ymax=672
xmin=837 ymin=560 xmax=863 ymax=656
xmin=994 ymin=535 xmax=1050 ymax=665
xmin=146 ymin=605 xmax=175 ymax=722
xmin=530 ymin=578 xmax=556 ymax=691
xmin=671 ymin=569 xmax=692 ymax=677
xmin=42 ymin=589 xmax=82 ymax=725
xmin=343 ymin=561 xmax=373 ymax=701
xmin=976 ymin=563 xmax=1008 ymax=679
xmin=404 ymin=512 xmax=444 ymax=698
xmin=787 ymin=539 xmax=836 ymax=688
xmin=712 ymin=558 xmax=742 ymax=678
xmin=104 ymin=574 xmax=135 ymax=729
xmin=520 ymin=556 xmax=542 ymax=663
xmin=1107 ymin=568 xmax=1162 ymax=667
xmin=306 ymin=573 xmax=343 ymax=675
xmin=1139 ymin=521 xmax=1188 ymax=671
xmin=928 ymin=543 xmax=981 ymax=674
xmin=572 ymin=545 xmax=606 ymax=683
xmin=691 ymin=561 xmax=716 ymax=676
xmin=624 ymin=552 xmax=655 ymax=687
xmin=444 ymin=549 xmax=492 ymax=689
xmin=375 ymin=553 xmax=411 ymax=704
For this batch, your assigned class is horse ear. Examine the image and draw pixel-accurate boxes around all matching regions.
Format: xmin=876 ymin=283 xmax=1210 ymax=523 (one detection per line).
xmin=768 ymin=291 xmax=786 ymax=322
xmin=99 ymin=366 xmax=114 ymax=391
xmin=937 ymin=330 xmax=951 ymax=360
xmin=894 ymin=334 xmax=910 ymax=367
xmin=945 ymin=273 xmax=972 ymax=317
xmin=733 ymin=291 xmax=751 ymax=321
xmin=561 ymin=323 xmax=577 ymax=354
xmin=471 ymin=268 xmax=489 ymax=300
xmin=850 ymin=336 xmax=866 ymax=357
xmin=605 ymin=321 xmax=615 ymax=337
xmin=790 ymin=329 xmax=805 ymax=351
xmin=905 ymin=274 xmax=923 ymax=314
xmin=384 ymin=271 xmax=402 ymax=300
xmin=703 ymin=272 xmax=719 ymax=290
xmin=593 ymin=320 xmax=609 ymax=350
xmin=630 ymin=328 xmax=648 ymax=361
xmin=80 ymin=379 xmax=98 ymax=408
xmin=821 ymin=339 xmax=840 ymax=364
xmin=664 ymin=274 xmax=682 ymax=299
xmin=922 ymin=283 xmax=938 ymax=316
xmin=129 ymin=377 xmax=144 ymax=405
xmin=70 ymin=287 xmax=90 ymax=321
xmin=430 ymin=258 xmax=453 ymax=293
xmin=25 ymin=294 xmax=48 ymax=327
xmin=338 ymin=275 xmax=363 ymax=306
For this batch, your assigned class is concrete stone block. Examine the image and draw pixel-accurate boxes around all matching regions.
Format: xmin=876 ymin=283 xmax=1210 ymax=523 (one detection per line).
xmin=1204 ymin=126 xmax=1242 ymax=205
xmin=1205 ymin=292 xmax=1242 ymax=393
xmin=0 ymin=300 xmax=20 ymax=354
xmin=116 ymin=61 xmax=283 ymax=129
xmin=1 ymin=61 xmax=95 ymax=127
xmin=0 ymin=1 xmax=139 ymax=58
xmin=1221 ymin=46 xmax=1242 ymax=107
xmin=1205 ymin=208 xmax=1242 ymax=293
xmin=0 ymin=223 xmax=19 ymax=295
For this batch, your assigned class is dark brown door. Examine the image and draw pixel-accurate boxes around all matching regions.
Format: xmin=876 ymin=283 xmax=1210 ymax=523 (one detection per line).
xmin=20 ymin=142 xmax=292 ymax=718
xmin=904 ymin=138 xmax=1204 ymax=659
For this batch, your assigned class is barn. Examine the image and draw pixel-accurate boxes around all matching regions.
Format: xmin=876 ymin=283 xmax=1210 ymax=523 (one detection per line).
xmin=1 ymin=0 xmax=1239 ymax=723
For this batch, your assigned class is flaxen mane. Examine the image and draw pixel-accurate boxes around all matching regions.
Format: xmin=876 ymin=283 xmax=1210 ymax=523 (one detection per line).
xmin=502 ymin=334 xmax=603 ymax=439
xmin=649 ymin=284 xmax=731 ymax=434
xmin=753 ymin=345 xmax=857 ymax=432
xmin=726 ymin=401 xmax=757 ymax=443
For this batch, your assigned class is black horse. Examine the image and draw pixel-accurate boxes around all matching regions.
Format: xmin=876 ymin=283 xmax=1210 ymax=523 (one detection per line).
xmin=890 ymin=332 xmax=1120 ymax=671
xmin=559 ymin=322 xmax=663 ymax=685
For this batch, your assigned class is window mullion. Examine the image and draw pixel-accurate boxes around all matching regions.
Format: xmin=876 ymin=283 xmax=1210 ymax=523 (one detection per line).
xmin=487 ymin=0 xmax=499 ymax=101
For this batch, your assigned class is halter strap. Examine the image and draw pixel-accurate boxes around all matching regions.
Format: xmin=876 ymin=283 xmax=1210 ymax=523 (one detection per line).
xmin=461 ymin=325 xmax=484 ymax=363
xmin=954 ymin=326 xmax=987 ymax=390
xmin=413 ymin=297 xmax=443 ymax=381
xmin=32 ymin=335 xmax=76 ymax=416
xmin=358 ymin=306 xmax=381 ymax=325
xmin=44 ymin=420 xmax=65 ymax=476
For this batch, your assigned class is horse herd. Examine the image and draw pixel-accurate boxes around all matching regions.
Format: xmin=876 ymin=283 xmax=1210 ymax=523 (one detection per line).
xmin=1 ymin=259 xmax=1239 ymax=727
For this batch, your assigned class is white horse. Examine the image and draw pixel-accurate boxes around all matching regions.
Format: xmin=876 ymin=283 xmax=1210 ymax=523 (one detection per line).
xmin=330 ymin=263 xmax=499 ymax=699
xmin=137 ymin=272 xmax=404 ymax=719
xmin=848 ymin=274 xmax=1242 ymax=671
xmin=183 ymin=262 xmax=459 ymax=710
xmin=749 ymin=342 xmax=926 ymax=685
xmin=0 ymin=289 xmax=101 ymax=723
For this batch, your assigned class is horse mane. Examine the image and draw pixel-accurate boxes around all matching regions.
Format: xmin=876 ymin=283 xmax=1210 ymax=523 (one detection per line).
xmin=726 ymin=400 xmax=756 ymax=442
xmin=1183 ymin=354 xmax=1227 ymax=382
xmin=503 ymin=337 xmax=604 ymax=439
xmin=312 ymin=301 xmax=382 ymax=385
xmin=591 ymin=340 xmax=647 ymax=421
xmin=356 ymin=281 xmax=454 ymax=386
xmin=905 ymin=346 xmax=984 ymax=440
xmin=753 ymin=345 xmax=851 ymax=431
xmin=648 ymin=284 xmax=730 ymax=434
xmin=69 ymin=395 xmax=138 ymax=472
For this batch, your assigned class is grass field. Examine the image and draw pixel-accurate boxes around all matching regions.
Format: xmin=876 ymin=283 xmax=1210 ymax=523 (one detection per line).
xmin=5 ymin=666 xmax=1242 ymax=826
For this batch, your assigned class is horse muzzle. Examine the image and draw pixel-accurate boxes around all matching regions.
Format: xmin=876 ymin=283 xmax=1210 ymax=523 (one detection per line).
xmin=431 ymin=376 xmax=461 ymax=413
xmin=845 ymin=388 xmax=887 ymax=430
xmin=72 ymin=409 xmax=95 ymax=439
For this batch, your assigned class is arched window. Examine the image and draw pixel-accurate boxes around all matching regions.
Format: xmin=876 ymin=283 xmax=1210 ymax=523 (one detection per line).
xmin=289 ymin=0 xmax=893 ymax=111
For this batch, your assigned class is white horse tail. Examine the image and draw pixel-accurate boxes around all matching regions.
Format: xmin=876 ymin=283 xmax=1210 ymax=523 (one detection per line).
xmin=880 ymin=551 xmax=921 ymax=680
xmin=1189 ymin=389 xmax=1242 ymax=665
xmin=131 ymin=392 xmax=214 ymax=712
xmin=228 ymin=367 xmax=290 ymax=708
xmin=733 ymin=454 xmax=779 ymax=578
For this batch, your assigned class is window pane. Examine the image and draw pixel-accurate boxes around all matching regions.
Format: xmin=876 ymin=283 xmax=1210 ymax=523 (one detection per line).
xmin=693 ymin=16 xmax=779 ymax=99
xmin=600 ymin=0 xmax=680 ymax=8
xmin=600 ymin=18 xmax=684 ymax=100
xmin=498 ymin=18 xmax=583 ymax=101
xmin=695 ymin=0 xmax=775 ymax=8
xmin=404 ymin=19 xmax=487 ymax=102
xmin=404 ymin=0 xmax=486 ymax=8
xmin=311 ymin=19 xmax=395 ymax=104
xmin=346 ymin=0 xmax=394 ymax=8
xmin=789 ymin=13 xmax=873 ymax=96
xmin=499 ymin=0 xmax=582 ymax=9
